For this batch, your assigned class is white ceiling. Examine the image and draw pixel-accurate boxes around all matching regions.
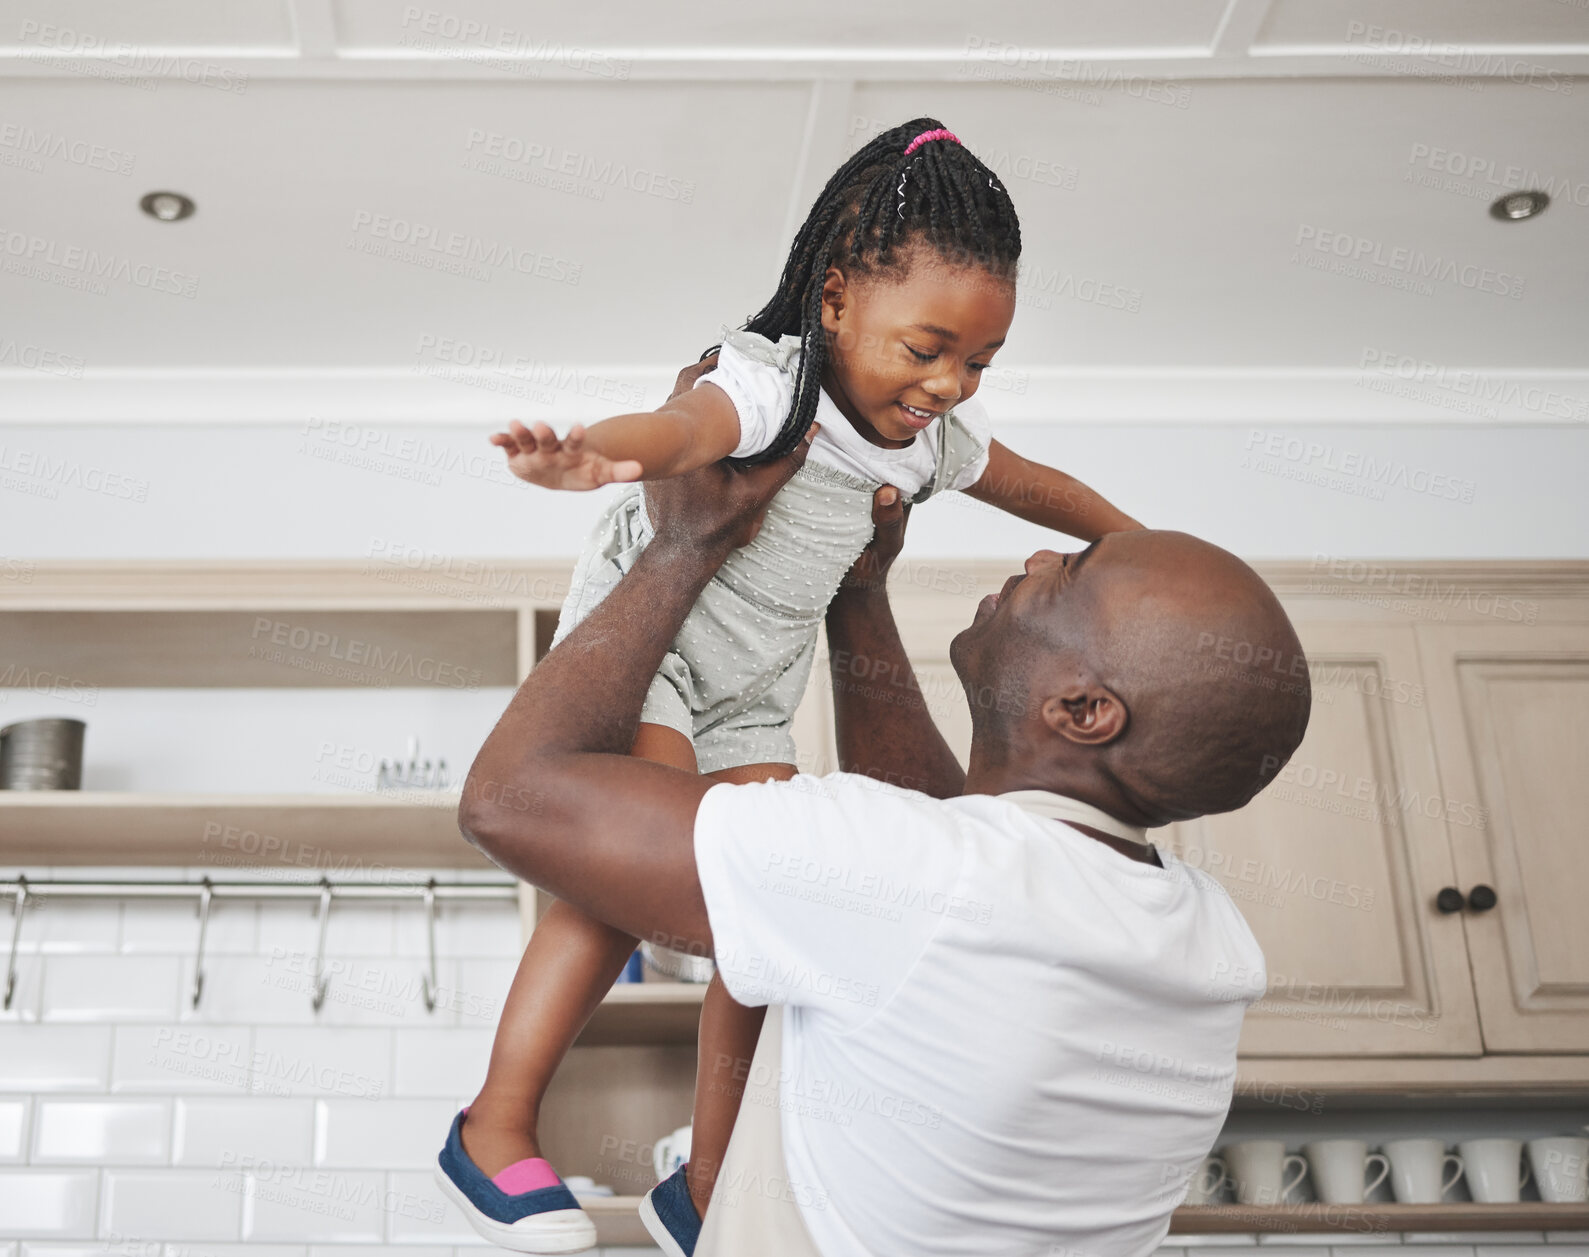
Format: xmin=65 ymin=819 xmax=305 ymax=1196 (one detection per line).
xmin=1 ymin=0 xmax=1586 ymax=423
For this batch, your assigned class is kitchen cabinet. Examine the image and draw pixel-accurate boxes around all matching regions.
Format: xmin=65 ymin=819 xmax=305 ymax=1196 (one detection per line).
xmin=1419 ymin=622 xmax=1589 ymax=1052
xmin=1162 ymin=620 xmax=1482 ymax=1056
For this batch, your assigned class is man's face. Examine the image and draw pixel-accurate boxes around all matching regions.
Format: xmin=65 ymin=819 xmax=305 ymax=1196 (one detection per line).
xmin=948 ymin=538 xmax=1108 ymax=701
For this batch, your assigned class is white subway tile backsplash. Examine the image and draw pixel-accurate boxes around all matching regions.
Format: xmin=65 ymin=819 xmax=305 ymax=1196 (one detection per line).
xmin=256 ymin=904 xmax=395 ymax=962
xmin=160 ymin=1247 xmax=306 ymax=1257
xmin=15 ymin=903 xmax=121 ymax=954
xmin=113 ymin=1025 xmax=252 ymax=1094
xmin=396 ymin=902 xmax=521 ymax=960
xmin=173 ymin=1099 xmax=315 ymax=1168
xmin=0 ymin=957 xmax=43 ymax=1023
xmin=1348 ymin=1249 xmax=1472 ymax=1257
xmin=181 ymin=956 xmax=320 ymax=1027
xmin=18 ymin=1245 xmax=108 ymax=1257
xmin=33 ymin=1099 xmax=171 ymax=1164
xmin=43 ymin=955 xmax=182 ymax=1022
xmin=0 ymin=1170 xmax=98 ymax=1238
xmin=0 ymin=1098 xmax=29 ymax=1162
xmin=313 ymin=1098 xmax=453 ymax=1169
xmin=307 ymin=1248 xmax=449 ymax=1257
xmin=1478 ymin=1250 xmax=1589 ymax=1257
xmin=238 ymin=1168 xmax=385 ymax=1242
xmin=382 ymin=1170 xmax=478 ymax=1243
xmin=308 ymin=955 xmax=438 ymax=1029
xmin=444 ymin=959 xmax=514 ymax=1030
xmin=307 ymin=1248 xmax=448 ymax=1257
xmin=101 ymin=1169 xmax=243 ymax=1241
xmin=392 ymin=1029 xmax=493 ymax=1098
xmin=0 ymin=1026 xmax=111 ymax=1091
xmin=121 ymin=899 xmax=258 ymax=955
xmin=248 ymin=1028 xmax=393 ymax=1100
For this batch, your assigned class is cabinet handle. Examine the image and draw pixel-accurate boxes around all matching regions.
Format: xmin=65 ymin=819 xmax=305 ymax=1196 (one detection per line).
xmin=1435 ymin=887 xmax=1466 ymax=914
xmin=1466 ymin=884 xmax=1498 ymax=913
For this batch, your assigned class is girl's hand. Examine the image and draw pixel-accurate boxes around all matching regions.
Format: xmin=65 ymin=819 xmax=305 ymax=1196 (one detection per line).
xmin=490 ymin=420 xmax=643 ymax=491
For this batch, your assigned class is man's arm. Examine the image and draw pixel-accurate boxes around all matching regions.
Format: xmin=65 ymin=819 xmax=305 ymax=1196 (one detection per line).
xmin=824 ymin=487 xmax=967 ymax=799
xmin=458 ymin=428 xmax=813 ymax=953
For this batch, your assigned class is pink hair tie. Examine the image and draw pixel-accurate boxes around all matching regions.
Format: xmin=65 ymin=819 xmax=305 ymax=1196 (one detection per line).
xmin=903 ymin=128 xmax=959 ymax=157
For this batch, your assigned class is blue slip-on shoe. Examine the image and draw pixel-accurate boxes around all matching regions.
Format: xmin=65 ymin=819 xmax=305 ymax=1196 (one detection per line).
xmin=433 ymin=1109 xmax=597 ymax=1253
xmin=639 ymin=1162 xmax=702 ymax=1257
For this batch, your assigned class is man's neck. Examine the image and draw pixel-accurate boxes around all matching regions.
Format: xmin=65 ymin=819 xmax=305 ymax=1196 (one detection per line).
xmin=962 ymin=760 xmax=1163 ymax=866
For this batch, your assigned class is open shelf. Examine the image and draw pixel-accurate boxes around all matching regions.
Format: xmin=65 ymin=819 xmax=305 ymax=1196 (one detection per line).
xmin=585 ymin=1196 xmax=655 ymax=1247
xmin=582 ymin=981 xmax=709 ymax=1046
xmin=585 ymin=1199 xmax=1589 ymax=1246
xmin=0 ymin=791 xmax=490 ymax=869
xmin=1170 ymin=1203 xmax=1589 ymax=1234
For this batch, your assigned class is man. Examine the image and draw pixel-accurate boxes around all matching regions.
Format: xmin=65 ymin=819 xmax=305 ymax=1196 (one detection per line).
xmin=458 ymin=406 xmax=1310 ymax=1255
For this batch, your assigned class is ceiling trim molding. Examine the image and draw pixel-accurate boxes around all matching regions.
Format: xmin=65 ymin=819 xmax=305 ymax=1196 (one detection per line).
xmin=3 ymin=367 xmax=1587 ymax=425
xmin=1 ymin=50 xmax=1586 ymax=83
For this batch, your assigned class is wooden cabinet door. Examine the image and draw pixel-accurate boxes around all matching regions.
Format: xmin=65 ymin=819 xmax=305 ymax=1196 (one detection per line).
xmin=1163 ymin=622 xmax=1481 ymax=1056
xmin=1418 ymin=622 xmax=1589 ymax=1052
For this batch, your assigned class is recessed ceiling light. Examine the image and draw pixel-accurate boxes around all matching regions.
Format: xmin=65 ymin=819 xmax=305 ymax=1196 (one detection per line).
xmin=1489 ymin=190 xmax=1549 ymax=222
xmin=139 ymin=191 xmax=196 ymax=223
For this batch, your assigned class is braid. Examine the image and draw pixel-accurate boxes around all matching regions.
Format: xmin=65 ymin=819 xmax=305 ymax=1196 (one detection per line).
xmin=722 ymin=117 xmax=1022 ymax=466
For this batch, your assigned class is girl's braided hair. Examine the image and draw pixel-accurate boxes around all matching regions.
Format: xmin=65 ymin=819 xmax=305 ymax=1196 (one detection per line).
xmin=722 ymin=117 xmax=1022 ymax=466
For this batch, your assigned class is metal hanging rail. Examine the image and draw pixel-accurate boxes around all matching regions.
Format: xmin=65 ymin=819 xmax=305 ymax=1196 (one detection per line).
xmin=0 ymin=874 xmax=519 ymax=1014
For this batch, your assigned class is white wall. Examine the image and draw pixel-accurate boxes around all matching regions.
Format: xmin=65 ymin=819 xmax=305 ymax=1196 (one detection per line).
xmin=2 ymin=421 xmax=1586 ymax=563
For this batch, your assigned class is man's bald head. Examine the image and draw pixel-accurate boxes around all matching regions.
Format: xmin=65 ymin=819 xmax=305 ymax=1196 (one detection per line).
xmin=949 ymin=531 xmax=1311 ymax=824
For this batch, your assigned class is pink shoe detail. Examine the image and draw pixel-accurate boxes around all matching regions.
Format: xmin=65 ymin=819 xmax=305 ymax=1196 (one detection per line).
xmin=492 ymin=1157 xmax=562 ymax=1195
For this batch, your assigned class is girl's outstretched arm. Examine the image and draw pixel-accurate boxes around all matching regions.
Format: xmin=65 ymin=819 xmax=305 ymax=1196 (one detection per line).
xmin=963 ymin=439 xmax=1143 ymax=541
xmin=490 ymin=378 xmax=742 ymax=491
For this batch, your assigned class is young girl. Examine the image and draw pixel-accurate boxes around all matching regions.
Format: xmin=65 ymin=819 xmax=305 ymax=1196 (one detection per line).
xmin=435 ymin=118 xmax=1143 ymax=1256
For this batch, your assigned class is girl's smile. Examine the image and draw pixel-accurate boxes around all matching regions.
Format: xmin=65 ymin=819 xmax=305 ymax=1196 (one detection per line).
xmin=818 ymin=246 xmax=1017 ymax=448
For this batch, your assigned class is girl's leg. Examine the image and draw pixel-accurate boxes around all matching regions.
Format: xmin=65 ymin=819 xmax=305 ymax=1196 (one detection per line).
xmin=460 ymin=722 xmax=699 ymax=1176
xmin=685 ymin=760 xmax=796 ymax=1218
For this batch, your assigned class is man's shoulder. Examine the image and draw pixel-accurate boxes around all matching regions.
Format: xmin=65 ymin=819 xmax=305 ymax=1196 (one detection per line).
xmin=773 ymin=770 xmax=962 ymax=811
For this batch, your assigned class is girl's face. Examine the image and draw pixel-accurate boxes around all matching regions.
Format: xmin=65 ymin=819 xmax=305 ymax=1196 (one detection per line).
xmin=819 ymin=248 xmax=1016 ymax=448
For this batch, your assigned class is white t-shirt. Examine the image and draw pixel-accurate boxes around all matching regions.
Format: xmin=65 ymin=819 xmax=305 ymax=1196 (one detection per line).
xmin=697 ymin=335 xmax=993 ymax=497
xmin=693 ymin=773 xmax=1267 ymax=1257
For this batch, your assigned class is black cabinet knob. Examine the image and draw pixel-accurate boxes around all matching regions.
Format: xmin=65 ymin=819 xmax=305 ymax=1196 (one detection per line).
xmin=1467 ymin=884 xmax=1498 ymax=913
xmin=1436 ymin=887 xmax=1466 ymax=914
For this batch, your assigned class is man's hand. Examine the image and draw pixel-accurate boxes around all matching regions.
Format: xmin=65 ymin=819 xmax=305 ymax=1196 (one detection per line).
xmin=644 ymin=422 xmax=816 ymax=557
xmin=668 ymin=350 xmax=719 ymax=403
xmin=839 ymin=485 xmax=909 ymax=594
xmin=491 ymin=419 xmax=644 ymax=491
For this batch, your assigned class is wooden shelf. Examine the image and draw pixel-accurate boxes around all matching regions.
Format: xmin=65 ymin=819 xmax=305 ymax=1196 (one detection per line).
xmin=0 ymin=791 xmax=491 ymax=869
xmin=1235 ymin=1056 xmax=1589 ymax=1102
xmin=1171 ymin=1203 xmax=1589 ymax=1234
xmin=585 ymin=1198 xmax=1589 ymax=1245
xmin=584 ymin=1196 xmax=653 ymax=1247
xmin=582 ymin=982 xmax=709 ymax=1046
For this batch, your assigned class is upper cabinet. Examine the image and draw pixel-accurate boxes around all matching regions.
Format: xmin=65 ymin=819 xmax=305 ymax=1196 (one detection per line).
xmin=1418 ymin=622 xmax=1589 ymax=1053
xmin=1163 ymin=620 xmax=1481 ymax=1057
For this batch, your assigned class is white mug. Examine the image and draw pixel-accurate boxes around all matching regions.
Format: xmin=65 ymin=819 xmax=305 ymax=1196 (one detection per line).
xmin=1225 ymin=1140 xmax=1308 ymax=1206
xmin=1528 ymin=1137 xmax=1589 ymax=1203
xmin=1303 ymin=1139 xmax=1390 ymax=1204
xmin=1383 ymin=1138 xmax=1464 ymax=1204
xmin=653 ymin=1123 xmax=692 ymax=1181
xmin=1184 ymin=1156 xmax=1229 ymax=1205
xmin=1458 ymin=1138 xmax=1531 ymax=1203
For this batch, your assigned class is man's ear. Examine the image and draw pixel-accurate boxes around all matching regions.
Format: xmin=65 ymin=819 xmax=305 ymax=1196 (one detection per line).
xmin=1041 ymin=684 xmax=1128 ymax=746
xmin=819 ymin=266 xmax=848 ymax=336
